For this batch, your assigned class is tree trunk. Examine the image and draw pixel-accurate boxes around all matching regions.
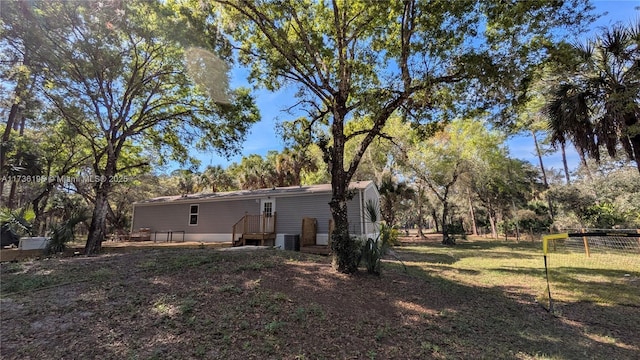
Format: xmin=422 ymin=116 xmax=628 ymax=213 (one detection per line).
xmin=431 ymin=209 xmax=440 ymax=233
xmin=504 ymin=223 xmax=508 ymax=241
xmin=561 ymin=142 xmax=571 ymax=184
xmin=512 ymin=199 xmax=520 ymax=242
xmin=385 ymin=199 xmax=396 ymax=229
xmin=0 ymin=45 xmax=32 ymax=202
xmin=534 ymin=130 xmax=555 ymax=223
xmin=488 ymin=209 xmax=497 ymax=239
xmin=328 ymin=105 xmax=358 ymax=274
xmin=31 ymin=192 xmax=49 ymax=236
xmin=1 ymin=103 xmax=23 ymax=209
xmin=8 ymin=181 xmax=18 ymax=210
xmin=416 ymin=207 xmax=425 ymax=239
xmin=441 ymin=201 xmax=455 ymax=245
xmin=415 ymin=187 xmax=426 ymax=239
xmin=0 ymin=104 xmax=21 ymax=206
xmin=0 ymin=174 xmax=5 ymax=206
xmin=85 ymin=152 xmax=117 ymax=255
xmin=630 ymin=134 xmax=640 ymax=175
xmin=532 ymin=130 xmax=549 ymax=187
xmin=85 ymin=181 xmax=110 ymax=255
xmin=329 ymin=195 xmax=358 ymax=273
xmin=468 ymin=190 xmax=478 ymax=236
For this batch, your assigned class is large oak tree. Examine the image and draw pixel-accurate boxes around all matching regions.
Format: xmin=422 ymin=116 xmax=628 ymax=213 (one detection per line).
xmin=195 ymin=0 xmax=592 ymax=273
xmin=4 ymin=0 xmax=259 ymax=254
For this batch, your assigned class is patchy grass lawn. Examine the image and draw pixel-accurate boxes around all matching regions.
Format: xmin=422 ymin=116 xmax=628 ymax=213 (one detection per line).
xmin=1 ymin=237 xmax=638 ymax=359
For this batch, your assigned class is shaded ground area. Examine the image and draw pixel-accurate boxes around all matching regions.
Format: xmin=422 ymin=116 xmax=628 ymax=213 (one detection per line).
xmin=0 ymin=240 xmax=230 ymax=262
xmin=1 ymin=238 xmax=638 ymax=359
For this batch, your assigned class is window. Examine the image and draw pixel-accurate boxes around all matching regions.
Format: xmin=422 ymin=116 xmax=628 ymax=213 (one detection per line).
xmin=189 ymin=204 xmax=199 ymax=225
xmin=263 ymin=201 xmax=273 ymax=218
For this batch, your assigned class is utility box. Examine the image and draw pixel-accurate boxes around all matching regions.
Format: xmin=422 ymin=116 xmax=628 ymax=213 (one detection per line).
xmin=284 ymin=234 xmax=300 ymax=251
xmin=19 ymin=237 xmax=50 ymax=250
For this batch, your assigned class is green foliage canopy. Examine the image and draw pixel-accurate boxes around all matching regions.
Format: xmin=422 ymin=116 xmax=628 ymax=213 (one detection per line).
xmin=1 ymin=0 xmax=260 ymax=253
xmin=202 ymin=0 xmax=594 ymax=272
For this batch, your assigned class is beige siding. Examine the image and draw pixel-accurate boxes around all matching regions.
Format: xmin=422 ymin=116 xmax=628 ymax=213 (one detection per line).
xmin=132 ymin=199 xmax=257 ymax=234
xmin=131 ymin=182 xmax=379 ymax=238
xmin=347 ymin=193 xmax=364 ymax=235
xmin=273 ymin=193 xmax=365 ymax=235
xmin=275 ymin=193 xmax=332 ymax=234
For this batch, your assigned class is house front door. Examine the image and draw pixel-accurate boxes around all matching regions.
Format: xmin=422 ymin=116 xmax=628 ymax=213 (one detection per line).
xmin=259 ymin=198 xmax=275 ymax=232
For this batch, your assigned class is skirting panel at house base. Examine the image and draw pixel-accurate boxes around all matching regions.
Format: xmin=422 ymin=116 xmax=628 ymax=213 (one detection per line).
xmin=171 ymin=234 xmax=232 ymax=243
xmin=169 ymin=233 xmax=328 ymax=246
xmin=168 ymin=232 xmax=365 ymax=247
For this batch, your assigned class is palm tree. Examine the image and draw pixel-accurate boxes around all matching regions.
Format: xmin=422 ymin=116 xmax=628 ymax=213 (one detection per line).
xmin=273 ymin=148 xmax=318 ymax=187
xmin=546 ymin=21 xmax=640 ymax=174
xmin=171 ymin=169 xmax=198 ymax=195
xmin=377 ymin=173 xmax=414 ymax=228
xmin=229 ymin=155 xmax=277 ymax=190
xmin=201 ymin=165 xmax=234 ymax=192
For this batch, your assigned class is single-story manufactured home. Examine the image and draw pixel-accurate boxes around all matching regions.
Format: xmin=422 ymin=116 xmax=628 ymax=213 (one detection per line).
xmin=131 ymin=181 xmax=379 ymax=251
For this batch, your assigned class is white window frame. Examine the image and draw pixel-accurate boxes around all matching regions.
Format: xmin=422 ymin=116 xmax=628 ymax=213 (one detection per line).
xmin=188 ymin=204 xmax=199 ymax=226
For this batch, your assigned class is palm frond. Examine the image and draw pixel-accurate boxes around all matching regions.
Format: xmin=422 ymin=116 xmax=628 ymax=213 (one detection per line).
xmin=364 ymin=198 xmax=379 ymax=224
xmin=45 ymin=211 xmax=89 ymax=254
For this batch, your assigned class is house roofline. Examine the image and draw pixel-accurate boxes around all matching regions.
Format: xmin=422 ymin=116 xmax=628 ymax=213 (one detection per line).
xmin=133 ymin=181 xmax=376 ymax=207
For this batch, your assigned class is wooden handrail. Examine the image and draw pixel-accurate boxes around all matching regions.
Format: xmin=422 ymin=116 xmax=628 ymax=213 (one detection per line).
xmin=232 ymin=212 xmax=247 ymax=244
xmin=232 ymin=212 xmax=277 ymax=245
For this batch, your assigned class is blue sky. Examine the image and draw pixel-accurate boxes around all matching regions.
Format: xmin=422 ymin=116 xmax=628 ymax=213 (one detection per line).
xmin=183 ymin=0 xmax=640 ymax=175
